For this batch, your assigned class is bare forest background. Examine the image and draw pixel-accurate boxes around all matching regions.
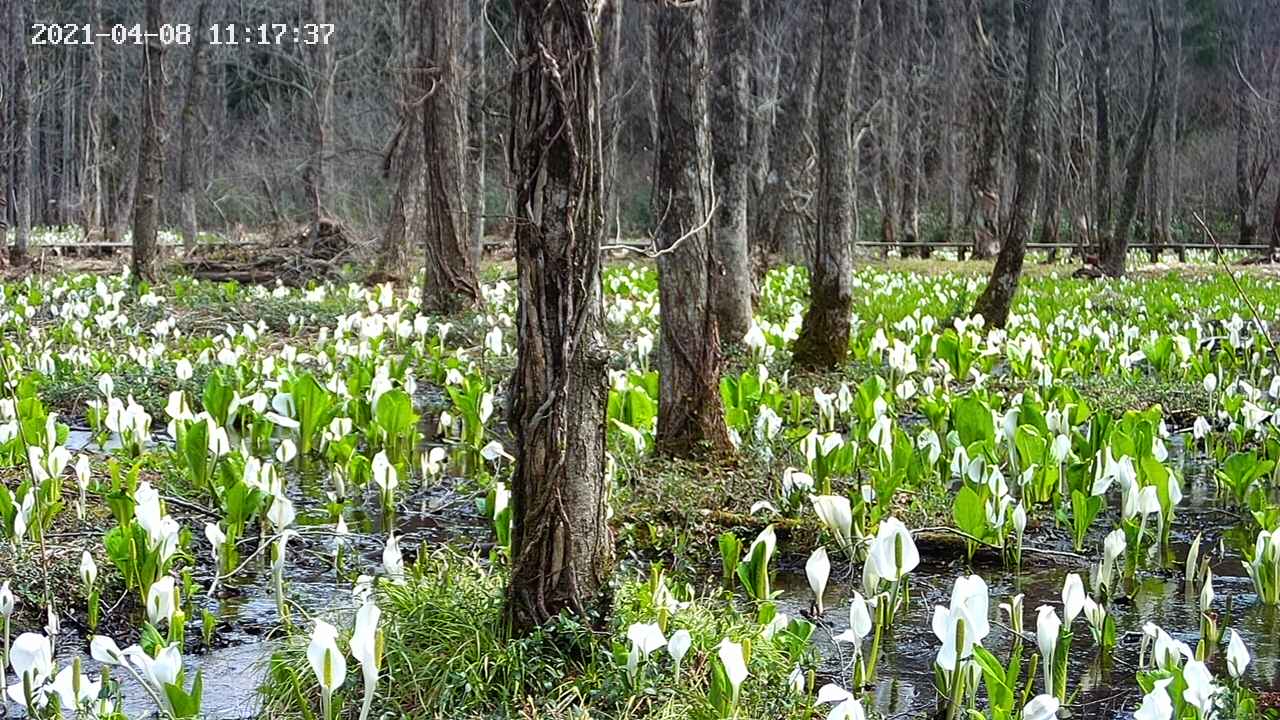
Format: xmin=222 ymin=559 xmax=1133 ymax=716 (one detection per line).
xmin=1 ymin=0 xmax=1279 ymax=274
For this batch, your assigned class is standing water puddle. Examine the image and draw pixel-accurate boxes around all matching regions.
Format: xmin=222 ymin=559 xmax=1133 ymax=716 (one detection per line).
xmin=43 ymin=427 xmax=1280 ymax=719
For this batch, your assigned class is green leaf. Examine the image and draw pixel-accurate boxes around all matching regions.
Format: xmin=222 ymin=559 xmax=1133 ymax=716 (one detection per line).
xmin=954 ymin=397 xmax=995 ymax=449
xmin=953 ymin=485 xmax=988 ymax=541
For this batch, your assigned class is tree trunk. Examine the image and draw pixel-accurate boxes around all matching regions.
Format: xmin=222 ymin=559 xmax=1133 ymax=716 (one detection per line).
xmin=1092 ymin=0 xmax=1112 ymax=252
xmin=131 ymin=0 xmax=167 ymax=283
xmin=600 ymin=0 xmax=626 ymax=236
xmin=966 ymin=0 xmax=1005 ymax=260
xmin=897 ymin=0 xmax=924 ymax=256
xmin=304 ymin=0 xmax=335 ymax=245
xmin=1271 ymin=179 xmax=1280 ymax=257
xmin=746 ymin=1 xmax=783 ymax=263
xmin=652 ymin=0 xmax=732 ymax=457
xmin=709 ymin=0 xmax=753 ymax=343
xmin=506 ymin=0 xmax=612 ymax=634
xmin=468 ymin=0 xmax=488 ymax=263
xmin=1163 ymin=0 xmax=1182 ymax=254
xmin=178 ymin=0 xmax=211 ymax=254
xmin=792 ymin=0 xmax=860 ymax=368
xmin=11 ymin=0 xmax=32 ymax=266
xmin=1038 ymin=65 xmax=1064 ymax=261
xmin=1233 ymin=3 xmax=1257 ymax=246
xmin=83 ymin=0 xmax=105 ymax=239
xmin=422 ymin=0 xmax=481 ymax=312
xmin=756 ymin=13 xmax=821 ymax=271
xmin=873 ymin=1 xmax=899 ymax=254
xmin=972 ymin=0 xmax=1051 ymax=328
xmin=1100 ymin=1 xmax=1164 ymax=278
xmin=942 ymin=0 xmax=961 ymax=247
xmin=377 ymin=1 xmax=424 ymax=280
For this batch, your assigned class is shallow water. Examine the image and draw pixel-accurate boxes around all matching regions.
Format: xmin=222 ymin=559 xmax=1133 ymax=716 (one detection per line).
xmin=767 ymin=439 xmax=1280 ymax=719
xmin=40 ymin=428 xmax=1279 ymax=719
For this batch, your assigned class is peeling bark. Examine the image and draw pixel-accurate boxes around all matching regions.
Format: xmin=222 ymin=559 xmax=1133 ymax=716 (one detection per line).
xmin=506 ymin=0 xmax=612 ymax=634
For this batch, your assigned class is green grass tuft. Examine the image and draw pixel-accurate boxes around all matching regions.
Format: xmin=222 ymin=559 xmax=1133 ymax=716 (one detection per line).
xmin=261 ymin=549 xmax=816 ymax=720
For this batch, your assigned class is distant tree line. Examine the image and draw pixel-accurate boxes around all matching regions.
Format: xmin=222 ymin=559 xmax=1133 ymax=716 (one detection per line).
xmin=0 ymin=0 xmax=1277 ymax=273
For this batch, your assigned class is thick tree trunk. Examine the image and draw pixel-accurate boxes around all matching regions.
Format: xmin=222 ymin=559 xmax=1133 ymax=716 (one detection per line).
xmin=11 ymin=0 xmax=33 ymax=266
xmin=377 ymin=0 xmax=423 ymax=279
xmin=972 ymin=0 xmax=1051 ymax=328
xmin=131 ymin=0 xmax=167 ymax=283
xmin=422 ymin=0 xmax=481 ymax=312
xmin=792 ymin=0 xmax=860 ymax=368
xmin=178 ymin=0 xmax=211 ymax=254
xmin=378 ymin=124 xmax=418 ymax=278
xmin=1092 ymin=0 xmax=1113 ymax=252
xmin=709 ymin=0 xmax=753 ymax=343
xmin=1100 ymin=1 xmax=1164 ymax=278
xmin=756 ymin=14 xmax=821 ymax=271
xmin=652 ymin=0 xmax=732 ymax=457
xmin=506 ymin=0 xmax=612 ymax=634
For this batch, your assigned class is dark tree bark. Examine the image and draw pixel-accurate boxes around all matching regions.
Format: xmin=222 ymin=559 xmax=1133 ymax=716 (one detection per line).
xmin=1092 ymin=0 xmax=1113 ymax=251
xmin=131 ymin=0 xmax=167 ymax=283
xmin=1100 ymin=1 xmax=1164 ymax=278
xmin=506 ymin=0 xmax=612 ymax=634
xmin=178 ymin=0 xmax=211 ymax=254
xmin=1271 ymin=179 xmax=1280 ymax=256
xmin=422 ymin=0 xmax=481 ymax=312
xmin=652 ymin=0 xmax=732 ymax=457
xmin=709 ymin=0 xmax=754 ymax=342
xmin=792 ymin=0 xmax=860 ymax=368
xmin=972 ymin=0 xmax=1052 ymax=327
xmin=10 ymin=0 xmax=32 ymax=266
